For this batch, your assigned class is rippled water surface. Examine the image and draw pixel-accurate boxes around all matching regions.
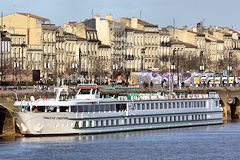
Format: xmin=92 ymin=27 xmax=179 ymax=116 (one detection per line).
xmin=1 ymin=122 xmax=240 ymax=160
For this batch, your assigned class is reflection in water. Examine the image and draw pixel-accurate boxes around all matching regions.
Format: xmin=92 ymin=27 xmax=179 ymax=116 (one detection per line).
xmin=1 ymin=122 xmax=240 ymax=160
xmin=16 ymin=126 xmax=212 ymax=142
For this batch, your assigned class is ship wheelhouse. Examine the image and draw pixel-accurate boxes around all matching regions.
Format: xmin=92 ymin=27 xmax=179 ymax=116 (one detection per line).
xmin=76 ymin=84 xmax=101 ymax=100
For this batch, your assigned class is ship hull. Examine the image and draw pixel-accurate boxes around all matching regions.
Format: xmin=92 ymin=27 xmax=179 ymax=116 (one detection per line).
xmin=13 ymin=110 xmax=223 ymax=135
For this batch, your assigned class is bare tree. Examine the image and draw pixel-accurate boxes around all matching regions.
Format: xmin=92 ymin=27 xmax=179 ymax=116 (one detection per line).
xmin=91 ymin=57 xmax=109 ymax=82
xmin=0 ymin=58 xmax=14 ymax=82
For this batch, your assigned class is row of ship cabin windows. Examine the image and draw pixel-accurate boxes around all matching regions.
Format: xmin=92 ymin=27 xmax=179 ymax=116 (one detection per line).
xmin=134 ymin=101 xmax=208 ymax=110
xmin=36 ymin=100 xmax=212 ymax=113
xmin=71 ymin=104 xmax=126 ymax=113
xmin=77 ymin=114 xmax=208 ymax=128
xmin=45 ymin=100 xmax=209 ymax=113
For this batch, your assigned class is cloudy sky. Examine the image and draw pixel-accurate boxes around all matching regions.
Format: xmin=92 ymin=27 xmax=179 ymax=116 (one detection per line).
xmin=1 ymin=0 xmax=239 ymax=29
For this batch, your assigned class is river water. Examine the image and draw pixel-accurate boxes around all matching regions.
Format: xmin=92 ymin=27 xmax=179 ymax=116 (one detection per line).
xmin=0 ymin=122 xmax=240 ymax=160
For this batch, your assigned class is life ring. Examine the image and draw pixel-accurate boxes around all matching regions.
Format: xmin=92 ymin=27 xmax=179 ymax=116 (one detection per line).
xmin=227 ymin=97 xmax=235 ymax=105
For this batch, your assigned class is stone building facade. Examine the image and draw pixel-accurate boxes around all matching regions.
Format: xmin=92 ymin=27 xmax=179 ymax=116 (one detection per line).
xmin=11 ymin=33 xmax=27 ymax=81
xmin=0 ymin=31 xmax=11 ymax=82
xmin=171 ymin=24 xmax=240 ymax=73
xmin=3 ymin=12 xmax=240 ymax=83
xmin=2 ymin=13 xmax=57 ymax=81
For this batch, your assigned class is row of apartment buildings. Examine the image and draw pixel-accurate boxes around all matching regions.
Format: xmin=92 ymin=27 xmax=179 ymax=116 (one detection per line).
xmin=0 ymin=12 xmax=240 ymax=82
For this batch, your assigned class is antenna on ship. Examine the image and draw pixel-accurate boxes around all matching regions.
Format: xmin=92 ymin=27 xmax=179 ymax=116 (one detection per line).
xmin=91 ymin=9 xmax=94 ymax=17
xmin=140 ymin=10 xmax=142 ymax=19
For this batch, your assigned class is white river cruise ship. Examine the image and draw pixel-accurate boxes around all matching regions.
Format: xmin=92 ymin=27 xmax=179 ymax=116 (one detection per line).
xmin=12 ymin=84 xmax=223 ymax=135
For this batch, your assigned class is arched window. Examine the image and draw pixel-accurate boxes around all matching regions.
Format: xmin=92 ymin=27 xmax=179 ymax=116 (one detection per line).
xmin=44 ymin=33 xmax=48 ymax=41
xmin=68 ymin=43 xmax=71 ymax=52
xmin=61 ymin=42 xmax=63 ymax=50
xmin=48 ymin=33 xmax=52 ymax=41
xmin=72 ymin=44 xmax=75 ymax=51
xmin=14 ymin=48 xmax=17 ymax=55
xmin=52 ymin=44 xmax=55 ymax=53
xmin=48 ymin=45 xmax=51 ymax=53
xmin=66 ymin=43 xmax=68 ymax=52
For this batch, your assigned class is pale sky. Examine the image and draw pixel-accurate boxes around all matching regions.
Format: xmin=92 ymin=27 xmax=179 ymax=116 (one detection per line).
xmin=1 ymin=0 xmax=239 ymax=30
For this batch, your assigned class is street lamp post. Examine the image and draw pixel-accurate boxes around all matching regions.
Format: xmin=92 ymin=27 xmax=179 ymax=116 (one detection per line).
xmin=20 ymin=42 xmax=27 ymax=87
xmin=170 ymin=63 xmax=176 ymax=92
xmin=78 ymin=48 xmax=81 ymax=73
xmin=228 ymin=52 xmax=232 ymax=76
xmin=13 ymin=61 xmax=17 ymax=81
xmin=175 ymin=49 xmax=181 ymax=89
xmin=199 ymin=51 xmax=205 ymax=73
xmin=141 ymin=48 xmax=145 ymax=72
xmin=227 ymin=65 xmax=232 ymax=86
xmin=172 ymin=49 xmax=176 ymax=89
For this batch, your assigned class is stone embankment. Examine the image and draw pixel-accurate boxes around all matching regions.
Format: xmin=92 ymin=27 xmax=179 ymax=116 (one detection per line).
xmin=0 ymin=90 xmax=54 ymax=137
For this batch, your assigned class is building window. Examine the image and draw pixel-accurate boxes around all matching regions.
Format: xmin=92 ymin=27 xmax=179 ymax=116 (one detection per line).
xmin=89 ymin=121 xmax=92 ymax=127
xmin=137 ymin=104 xmax=141 ymax=110
xmin=138 ymin=118 xmax=141 ymax=124
xmin=182 ymin=116 xmax=185 ymax=121
xmin=129 ymin=118 xmax=133 ymax=124
xmin=155 ymin=103 xmax=159 ymax=109
xmin=168 ymin=103 xmax=171 ymax=109
xmin=178 ymin=116 xmax=181 ymax=121
xmin=161 ymin=117 xmax=164 ymax=122
xmin=189 ymin=102 xmax=192 ymax=108
xmin=143 ymin=118 xmax=146 ymax=124
xmin=151 ymin=103 xmax=154 ymax=109
xmin=142 ymin=104 xmax=146 ymax=110
xmin=173 ymin=102 xmax=176 ymax=109
xmin=100 ymin=120 xmax=104 ymax=126
xmin=95 ymin=120 xmax=99 ymax=127
xmin=134 ymin=118 xmax=137 ymax=124
xmin=124 ymin=119 xmax=127 ymax=125
xmin=82 ymin=121 xmax=86 ymax=128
